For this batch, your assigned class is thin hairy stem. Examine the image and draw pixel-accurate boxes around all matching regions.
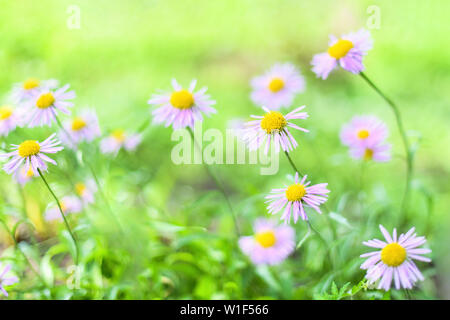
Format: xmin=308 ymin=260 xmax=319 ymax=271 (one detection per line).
xmin=187 ymin=127 xmax=240 ymax=236
xmin=37 ymin=168 xmax=79 ymax=265
xmin=359 ymin=72 xmax=413 ymax=216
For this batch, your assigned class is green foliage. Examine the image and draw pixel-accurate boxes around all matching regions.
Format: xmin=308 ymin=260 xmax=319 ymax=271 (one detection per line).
xmin=0 ymin=0 xmax=449 ymax=300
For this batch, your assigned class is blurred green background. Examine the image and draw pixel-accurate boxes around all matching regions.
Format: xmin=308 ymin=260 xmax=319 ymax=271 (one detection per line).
xmin=0 ymin=0 xmax=449 ymax=299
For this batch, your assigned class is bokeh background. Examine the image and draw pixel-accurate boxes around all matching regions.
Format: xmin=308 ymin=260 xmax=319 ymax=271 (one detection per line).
xmin=0 ymin=0 xmax=449 ymax=299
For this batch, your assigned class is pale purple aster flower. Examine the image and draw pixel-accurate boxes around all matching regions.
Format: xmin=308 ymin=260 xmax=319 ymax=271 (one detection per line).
xmin=242 ymin=106 xmax=309 ymax=154
xmin=13 ymin=165 xmax=35 ymax=186
xmin=361 ymin=225 xmax=432 ymax=291
xmin=239 ymin=218 xmax=295 ymax=265
xmin=74 ymin=179 xmax=97 ymax=205
xmin=148 ymin=79 xmax=216 ymax=130
xmin=340 ymin=115 xmax=388 ymax=148
xmin=1 ymin=134 xmax=64 ymax=176
xmin=0 ymin=264 xmax=19 ymax=297
xmin=45 ymin=195 xmax=83 ymax=221
xmin=0 ymin=105 xmax=22 ymax=137
xmin=349 ymin=141 xmax=391 ymax=162
xmin=250 ymin=62 xmax=305 ymax=110
xmin=11 ymin=78 xmax=58 ymax=104
xmin=265 ymin=173 xmax=329 ymax=224
xmin=23 ymin=84 xmax=76 ymax=127
xmin=59 ymin=109 xmax=101 ymax=149
xmin=311 ymin=29 xmax=373 ymax=79
xmin=100 ymin=129 xmax=142 ymax=156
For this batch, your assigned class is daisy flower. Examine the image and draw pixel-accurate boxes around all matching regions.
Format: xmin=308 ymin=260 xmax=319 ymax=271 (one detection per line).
xmin=45 ymin=195 xmax=83 ymax=221
xmin=23 ymin=84 xmax=76 ymax=127
xmin=100 ymin=129 xmax=142 ymax=155
xmin=250 ymin=62 xmax=305 ymax=110
xmin=0 ymin=264 xmax=18 ymax=297
xmin=1 ymin=134 xmax=63 ymax=176
xmin=265 ymin=173 xmax=329 ymax=224
xmin=13 ymin=166 xmax=35 ymax=186
xmin=349 ymin=142 xmax=391 ymax=162
xmin=239 ymin=218 xmax=295 ymax=265
xmin=0 ymin=105 xmax=21 ymax=137
xmin=74 ymin=179 xmax=97 ymax=205
xmin=311 ymin=29 xmax=373 ymax=79
xmin=242 ymin=106 xmax=308 ymax=154
xmin=340 ymin=115 xmax=388 ymax=148
xmin=11 ymin=78 xmax=58 ymax=104
xmin=59 ymin=109 xmax=101 ymax=149
xmin=148 ymin=79 xmax=216 ymax=130
xmin=361 ymin=225 xmax=432 ymax=291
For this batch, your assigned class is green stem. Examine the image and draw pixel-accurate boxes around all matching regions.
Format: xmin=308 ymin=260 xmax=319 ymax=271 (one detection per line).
xmin=307 ymin=220 xmax=333 ymax=268
xmin=359 ymin=72 xmax=413 ymax=216
xmin=284 ymin=151 xmax=302 ymax=176
xmin=54 ymin=115 xmax=122 ymax=233
xmin=37 ymin=168 xmax=79 ymax=265
xmin=187 ymin=127 xmax=240 ymax=236
xmin=86 ymin=160 xmax=123 ymax=232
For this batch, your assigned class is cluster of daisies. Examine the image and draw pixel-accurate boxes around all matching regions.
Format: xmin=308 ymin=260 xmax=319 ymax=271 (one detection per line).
xmin=146 ymin=28 xmax=431 ymax=293
xmin=0 ymin=27 xmax=431 ymax=297
xmin=0 ymin=78 xmax=145 ymax=296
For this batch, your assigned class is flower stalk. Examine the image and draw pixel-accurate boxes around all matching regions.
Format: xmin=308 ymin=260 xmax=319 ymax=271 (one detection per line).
xmin=37 ymin=168 xmax=79 ymax=265
xmin=187 ymin=127 xmax=240 ymax=236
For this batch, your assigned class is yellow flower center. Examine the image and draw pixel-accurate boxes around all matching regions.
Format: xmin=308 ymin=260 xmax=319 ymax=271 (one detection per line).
xmin=170 ymin=89 xmax=194 ymax=109
xmin=328 ymin=39 xmax=354 ymax=59
xmin=0 ymin=106 xmax=13 ymax=120
xmin=357 ymin=129 xmax=370 ymax=139
xmin=23 ymin=78 xmax=40 ymax=90
xmin=18 ymin=140 xmax=40 ymax=158
xmin=60 ymin=201 xmax=67 ymax=213
xmin=71 ymin=117 xmax=87 ymax=131
xmin=26 ymin=168 xmax=34 ymax=177
xmin=112 ymin=129 xmax=126 ymax=142
xmin=75 ymin=183 xmax=86 ymax=196
xmin=363 ymin=148 xmax=374 ymax=160
xmin=255 ymin=231 xmax=276 ymax=248
xmin=381 ymin=243 xmax=407 ymax=267
xmin=260 ymin=111 xmax=287 ymax=134
xmin=285 ymin=183 xmax=306 ymax=202
xmin=268 ymin=78 xmax=285 ymax=92
xmin=36 ymin=92 xmax=55 ymax=109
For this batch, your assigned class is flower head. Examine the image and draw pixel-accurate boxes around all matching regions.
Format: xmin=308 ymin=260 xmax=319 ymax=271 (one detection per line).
xmin=45 ymin=195 xmax=83 ymax=221
xmin=23 ymin=84 xmax=75 ymax=127
xmin=100 ymin=129 xmax=142 ymax=156
xmin=250 ymin=63 xmax=305 ymax=110
xmin=148 ymin=79 xmax=216 ymax=130
xmin=340 ymin=115 xmax=388 ymax=148
xmin=239 ymin=218 xmax=295 ymax=265
xmin=311 ymin=29 xmax=373 ymax=79
xmin=59 ymin=109 xmax=101 ymax=149
xmin=74 ymin=179 xmax=97 ymax=205
xmin=265 ymin=173 xmax=329 ymax=223
xmin=11 ymin=78 xmax=58 ymax=104
xmin=0 ymin=264 xmax=18 ymax=297
xmin=242 ymin=106 xmax=308 ymax=154
xmin=0 ymin=105 xmax=22 ymax=137
xmin=350 ymin=142 xmax=391 ymax=162
xmin=1 ymin=134 xmax=63 ymax=176
xmin=361 ymin=225 xmax=431 ymax=291
xmin=13 ymin=165 xmax=36 ymax=186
